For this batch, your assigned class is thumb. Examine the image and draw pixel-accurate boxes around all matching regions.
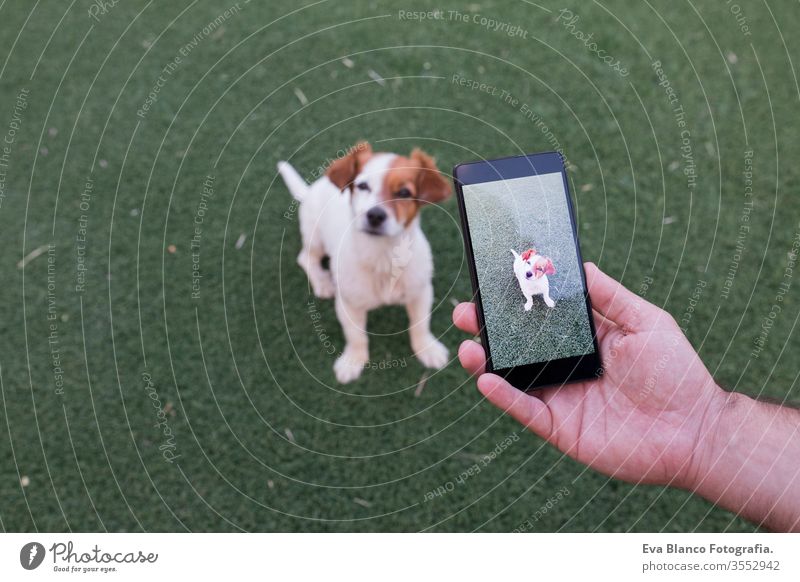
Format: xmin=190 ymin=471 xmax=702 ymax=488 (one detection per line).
xmin=584 ymin=262 xmax=651 ymax=332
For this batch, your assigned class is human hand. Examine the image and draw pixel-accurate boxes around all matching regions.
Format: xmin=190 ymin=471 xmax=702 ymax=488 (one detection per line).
xmin=453 ymin=263 xmax=725 ymax=489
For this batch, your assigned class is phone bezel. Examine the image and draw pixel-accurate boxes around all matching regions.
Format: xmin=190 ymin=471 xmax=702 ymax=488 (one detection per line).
xmin=453 ymin=151 xmax=602 ymax=391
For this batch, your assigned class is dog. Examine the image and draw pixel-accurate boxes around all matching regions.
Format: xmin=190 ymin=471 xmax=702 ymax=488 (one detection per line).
xmin=511 ymin=248 xmax=556 ymax=310
xmin=277 ymin=142 xmax=452 ymax=383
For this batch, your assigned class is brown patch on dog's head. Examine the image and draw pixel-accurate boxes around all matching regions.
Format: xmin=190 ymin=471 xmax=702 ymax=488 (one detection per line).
xmin=326 ymin=141 xmax=373 ymax=191
xmin=411 ymin=148 xmax=451 ymax=204
xmin=533 ymin=256 xmax=556 ymax=278
xmin=378 ymin=148 xmax=452 ymax=226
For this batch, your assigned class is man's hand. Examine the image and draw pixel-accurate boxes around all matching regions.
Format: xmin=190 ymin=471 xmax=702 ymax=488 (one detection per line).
xmin=453 ymin=262 xmax=725 ymax=489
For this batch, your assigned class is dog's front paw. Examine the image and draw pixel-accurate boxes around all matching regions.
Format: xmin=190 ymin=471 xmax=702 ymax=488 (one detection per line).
xmin=524 ymin=301 xmax=533 ymax=311
xmin=544 ymin=298 xmax=555 ymax=308
xmin=414 ymin=336 xmax=449 ymax=370
xmin=334 ymin=349 xmax=368 ymax=383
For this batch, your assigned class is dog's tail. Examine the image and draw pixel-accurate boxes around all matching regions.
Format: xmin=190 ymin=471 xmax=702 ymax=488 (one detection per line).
xmin=277 ymin=161 xmax=309 ymax=201
xmin=510 ymin=249 xmax=520 ymax=260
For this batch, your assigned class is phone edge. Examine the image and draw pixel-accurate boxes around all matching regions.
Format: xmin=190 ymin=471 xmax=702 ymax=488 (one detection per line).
xmin=452 ymin=163 xmax=495 ymax=375
xmin=452 ymin=152 xmax=603 ymax=390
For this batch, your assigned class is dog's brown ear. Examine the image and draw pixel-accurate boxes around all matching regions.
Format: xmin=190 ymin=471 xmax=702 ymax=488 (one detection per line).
xmin=326 ymin=141 xmax=372 ymax=191
xmin=411 ymin=148 xmax=451 ymax=203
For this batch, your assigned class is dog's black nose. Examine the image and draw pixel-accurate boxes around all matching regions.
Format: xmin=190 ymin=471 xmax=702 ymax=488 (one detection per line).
xmin=525 ymin=271 xmax=533 ymax=279
xmin=366 ymin=207 xmax=387 ymax=227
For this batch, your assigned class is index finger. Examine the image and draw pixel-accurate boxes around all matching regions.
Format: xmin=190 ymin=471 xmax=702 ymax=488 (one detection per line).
xmin=452 ymin=302 xmax=479 ymax=335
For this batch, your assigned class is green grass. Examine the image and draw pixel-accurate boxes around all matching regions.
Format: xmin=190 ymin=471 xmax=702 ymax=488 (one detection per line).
xmin=0 ymin=0 xmax=798 ymax=532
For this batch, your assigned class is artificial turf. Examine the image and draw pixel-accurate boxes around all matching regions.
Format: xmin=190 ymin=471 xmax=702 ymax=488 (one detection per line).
xmin=0 ymin=0 xmax=798 ymax=532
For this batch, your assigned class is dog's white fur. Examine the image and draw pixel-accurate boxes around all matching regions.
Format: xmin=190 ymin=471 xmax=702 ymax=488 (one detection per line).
xmin=511 ymin=249 xmax=556 ymax=310
xmin=277 ymin=144 xmax=450 ymax=383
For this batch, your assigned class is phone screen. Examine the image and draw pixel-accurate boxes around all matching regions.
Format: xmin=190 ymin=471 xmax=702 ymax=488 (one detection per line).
xmin=460 ymin=169 xmax=597 ymax=372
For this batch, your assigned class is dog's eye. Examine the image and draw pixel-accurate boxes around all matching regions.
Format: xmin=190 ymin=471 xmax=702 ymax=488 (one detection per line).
xmin=356 ymin=182 xmax=370 ymax=192
xmin=395 ymin=187 xmax=412 ymax=198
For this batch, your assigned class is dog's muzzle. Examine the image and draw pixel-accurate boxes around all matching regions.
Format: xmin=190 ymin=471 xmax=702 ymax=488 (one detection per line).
xmin=363 ymin=206 xmax=388 ymax=235
xmin=525 ymin=271 xmax=533 ymax=279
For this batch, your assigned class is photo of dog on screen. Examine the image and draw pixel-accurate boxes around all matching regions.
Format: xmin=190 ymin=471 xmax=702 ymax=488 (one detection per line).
xmin=511 ymin=247 xmax=557 ymax=310
xmin=461 ymin=173 xmax=595 ymax=369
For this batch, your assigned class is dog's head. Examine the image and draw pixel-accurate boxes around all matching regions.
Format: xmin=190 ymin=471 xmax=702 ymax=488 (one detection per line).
xmin=326 ymin=141 xmax=451 ymax=237
xmin=532 ymin=256 xmax=556 ymax=278
xmin=513 ymin=248 xmax=556 ymax=279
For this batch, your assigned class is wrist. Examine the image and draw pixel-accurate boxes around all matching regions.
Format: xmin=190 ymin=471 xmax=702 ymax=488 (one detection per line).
xmin=679 ymin=385 xmax=747 ymax=494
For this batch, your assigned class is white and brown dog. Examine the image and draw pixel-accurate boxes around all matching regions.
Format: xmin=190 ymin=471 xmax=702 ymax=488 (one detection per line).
xmin=277 ymin=142 xmax=451 ymax=383
xmin=511 ymin=248 xmax=556 ymax=310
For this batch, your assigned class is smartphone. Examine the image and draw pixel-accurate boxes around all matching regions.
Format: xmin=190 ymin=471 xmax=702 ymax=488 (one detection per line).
xmin=453 ymin=151 xmax=602 ymax=390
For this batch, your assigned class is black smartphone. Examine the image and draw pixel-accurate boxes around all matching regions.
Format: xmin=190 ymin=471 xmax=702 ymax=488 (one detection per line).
xmin=453 ymin=151 xmax=602 ymax=391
